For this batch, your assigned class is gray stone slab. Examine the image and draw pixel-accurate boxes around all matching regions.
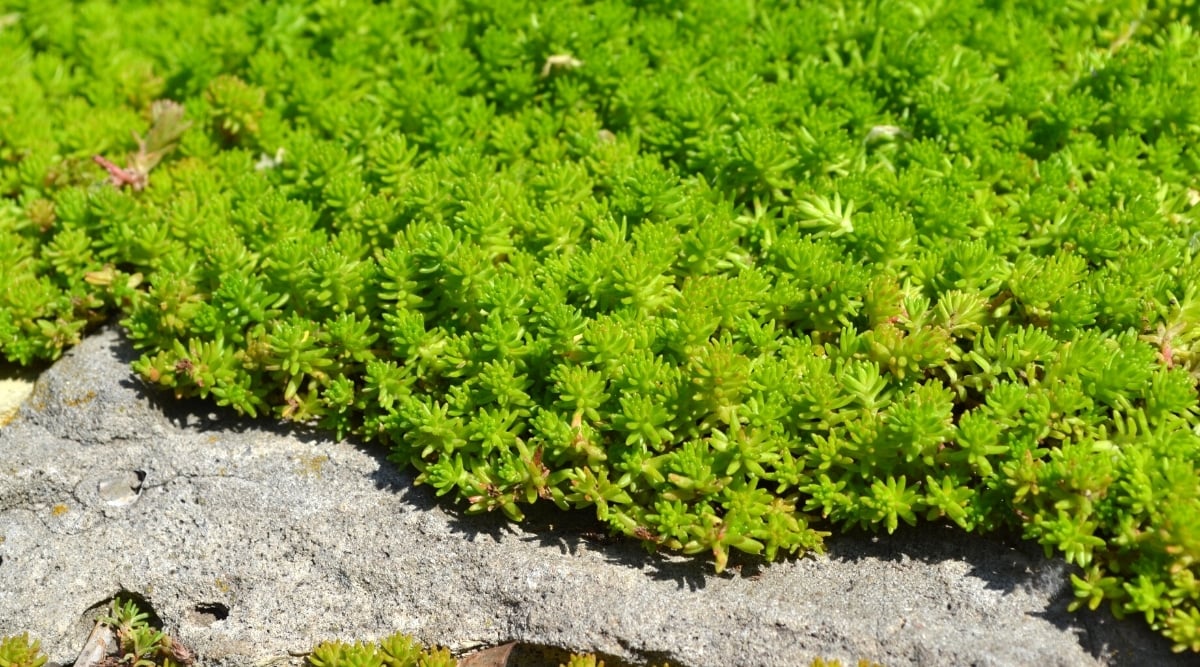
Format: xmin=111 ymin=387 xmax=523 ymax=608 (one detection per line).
xmin=0 ymin=325 xmax=1188 ymax=666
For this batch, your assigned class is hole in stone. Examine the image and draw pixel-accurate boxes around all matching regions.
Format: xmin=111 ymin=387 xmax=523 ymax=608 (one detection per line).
xmin=193 ymin=602 xmax=229 ymax=625
xmin=97 ymin=469 xmax=146 ymax=506
xmin=79 ymin=589 xmax=164 ymax=641
xmin=100 ymin=590 xmax=163 ymax=626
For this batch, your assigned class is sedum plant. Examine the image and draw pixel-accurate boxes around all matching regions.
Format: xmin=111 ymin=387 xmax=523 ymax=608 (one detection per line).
xmin=308 ymin=635 xmax=678 ymax=667
xmin=308 ymin=635 xmax=456 ymax=667
xmin=0 ymin=634 xmax=46 ymax=667
xmin=96 ymin=597 xmax=194 ymax=667
xmin=1 ymin=0 xmax=1200 ymax=653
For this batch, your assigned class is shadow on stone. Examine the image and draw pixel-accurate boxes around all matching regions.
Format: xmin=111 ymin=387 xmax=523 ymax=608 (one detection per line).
xmin=77 ymin=326 xmax=1192 ymax=667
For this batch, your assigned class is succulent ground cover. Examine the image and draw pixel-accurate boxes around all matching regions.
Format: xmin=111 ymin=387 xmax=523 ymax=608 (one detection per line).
xmin=1 ymin=0 xmax=1199 ymax=654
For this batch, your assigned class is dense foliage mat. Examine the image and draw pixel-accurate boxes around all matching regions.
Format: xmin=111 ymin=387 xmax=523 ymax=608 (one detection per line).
xmin=2 ymin=0 xmax=1200 ymax=652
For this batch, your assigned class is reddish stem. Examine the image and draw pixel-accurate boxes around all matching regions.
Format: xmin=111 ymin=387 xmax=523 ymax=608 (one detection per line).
xmin=93 ymin=154 xmax=146 ymax=190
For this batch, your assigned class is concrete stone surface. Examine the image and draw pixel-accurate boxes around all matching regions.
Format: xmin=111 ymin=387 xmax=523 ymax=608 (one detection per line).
xmin=0 ymin=325 xmax=1191 ymax=667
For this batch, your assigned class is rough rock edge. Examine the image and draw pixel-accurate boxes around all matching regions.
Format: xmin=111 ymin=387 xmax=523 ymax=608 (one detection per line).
xmin=0 ymin=325 xmax=1189 ymax=667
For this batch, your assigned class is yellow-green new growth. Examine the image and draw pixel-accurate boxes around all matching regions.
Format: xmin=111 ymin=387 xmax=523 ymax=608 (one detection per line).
xmin=0 ymin=634 xmax=47 ymax=667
